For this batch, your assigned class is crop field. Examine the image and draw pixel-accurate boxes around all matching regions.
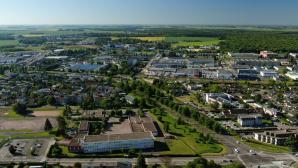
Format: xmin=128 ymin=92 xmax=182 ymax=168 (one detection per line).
xmin=172 ymin=39 xmax=221 ymax=47
xmin=131 ymin=36 xmax=165 ymax=42
xmin=130 ymin=36 xmax=221 ymax=47
xmin=0 ymin=40 xmax=19 ymax=47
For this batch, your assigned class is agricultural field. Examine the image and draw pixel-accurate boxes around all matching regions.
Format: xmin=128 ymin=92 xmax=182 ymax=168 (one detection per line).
xmin=0 ymin=40 xmax=19 ymax=47
xmin=172 ymin=39 xmax=221 ymax=47
xmin=131 ymin=36 xmax=165 ymax=42
xmin=130 ymin=36 xmax=221 ymax=47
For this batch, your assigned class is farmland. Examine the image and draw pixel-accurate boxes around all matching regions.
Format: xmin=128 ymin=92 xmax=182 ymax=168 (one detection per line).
xmin=0 ymin=40 xmax=19 ymax=47
xmin=130 ymin=36 xmax=221 ymax=47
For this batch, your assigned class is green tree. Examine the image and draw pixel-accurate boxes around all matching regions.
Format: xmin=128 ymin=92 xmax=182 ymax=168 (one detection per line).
xmin=12 ymin=103 xmax=28 ymax=115
xmin=137 ymin=152 xmax=146 ymax=168
xmin=47 ymin=96 xmax=56 ymax=106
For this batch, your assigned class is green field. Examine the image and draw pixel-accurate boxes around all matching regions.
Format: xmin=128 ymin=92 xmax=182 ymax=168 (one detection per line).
xmin=150 ymin=111 xmax=224 ymax=155
xmin=172 ymin=39 xmax=221 ymax=47
xmin=130 ymin=36 xmax=221 ymax=47
xmin=0 ymin=40 xmax=19 ymax=47
xmin=131 ymin=36 xmax=165 ymax=42
xmin=235 ymin=136 xmax=291 ymax=153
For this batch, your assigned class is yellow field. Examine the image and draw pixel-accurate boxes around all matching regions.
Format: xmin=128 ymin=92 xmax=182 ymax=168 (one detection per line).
xmin=131 ymin=37 xmax=165 ymax=42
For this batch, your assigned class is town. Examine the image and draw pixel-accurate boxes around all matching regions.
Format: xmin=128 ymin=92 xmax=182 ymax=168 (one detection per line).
xmin=0 ymin=25 xmax=298 ymax=168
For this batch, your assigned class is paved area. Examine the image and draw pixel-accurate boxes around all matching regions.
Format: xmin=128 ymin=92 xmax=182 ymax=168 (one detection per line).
xmin=0 ymin=138 xmax=55 ymax=163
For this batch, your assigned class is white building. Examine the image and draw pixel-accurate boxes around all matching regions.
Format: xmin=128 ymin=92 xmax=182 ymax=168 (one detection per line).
xmin=263 ymin=107 xmax=279 ymax=117
xmin=81 ymin=132 xmax=154 ymax=153
xmin=254 ymin=130 xmax=298 ymax=146
xmin=237 ymin=114 xmax=262 ymax=127
xmin=260 ymin=70 xmax=279 ymax=78
xmin=289 ymin=53 xmax=298 ymax=58
xmin=286 ymin=72 xmax=298 ymax=80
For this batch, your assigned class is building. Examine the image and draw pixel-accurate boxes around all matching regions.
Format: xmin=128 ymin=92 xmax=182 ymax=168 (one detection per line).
xmin=260 ymin=70 xmax=279 ymax=79
xmin=205 ymin=93 xmax=240 ymax=108
xmin=234 ymin=58 xmax=280 ymax=67
xmin=254 ymin=130 xmax=298 ymax=146
xmin=69 ymin=115 xmax=158 ymax=153
xmin=216 ymin=70 xmax=234 ymax=80
xmin=237 ymin=114 xmax=262 ymax=127
xmin=78 ymin=121 xmax=90 ymax=135
xmin=260 ymin=51 xmax=278 ymax=58
xmin=263 ymin=107 xmax=279 ymax=117
xmin=237 ymin=69 xmax=259 ymax=80
xmin=289 ymin=53 xmax=298 ymax=58
xmin=69 ymin=64 xmax=108 ymax=72
xmin=286 ymin=72 xmax=298 ymax=80
xmin=228 ymin=52 xmax=260 ymax=59
xmin=81 ymin=132 xmax=154 ymax=153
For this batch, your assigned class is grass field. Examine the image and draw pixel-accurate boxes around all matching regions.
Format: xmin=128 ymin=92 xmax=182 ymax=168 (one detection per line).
xmin=235 ymin=136 xmax=291 ymax=153
xmin=131 ymin=37 xmax=165 ymax=42
xmin=172 ymin=39 xmax=221 ymax=47
xmin=129 ymin=36 xmax=221 ymax=47
xmin=0 ymin=40 xmax=19 ymax=47
xmin=150 ymin=111 xmax=223 ymax=155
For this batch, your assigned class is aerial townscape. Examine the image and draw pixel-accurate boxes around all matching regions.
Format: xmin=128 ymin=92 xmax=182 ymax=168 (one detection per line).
xmin=1 ymin=1 xmax=298 ymax=168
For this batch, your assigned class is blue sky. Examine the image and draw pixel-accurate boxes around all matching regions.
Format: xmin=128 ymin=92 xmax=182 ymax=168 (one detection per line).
xmin=0 ymin=0 xmax=297 ymax=25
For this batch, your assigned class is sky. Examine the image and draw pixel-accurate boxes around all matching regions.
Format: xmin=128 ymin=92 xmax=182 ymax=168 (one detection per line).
xmin=0 ymin=0 xmax=298 ymax=25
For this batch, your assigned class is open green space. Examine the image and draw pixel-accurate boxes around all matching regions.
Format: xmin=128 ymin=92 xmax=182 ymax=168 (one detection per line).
xmin=0 ymin=40 xmax=19 ymax=47
xmin=172 ymin=39 xmax=221 ymax=47
xmin=235 ymin=136 xmax=291 ymax=153
xmin=150 ymin=111 xmax=224 ymax=155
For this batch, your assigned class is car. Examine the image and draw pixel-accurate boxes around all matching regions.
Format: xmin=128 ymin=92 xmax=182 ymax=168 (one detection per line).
xmin=234 ymin=148 xmax=240 ymax=153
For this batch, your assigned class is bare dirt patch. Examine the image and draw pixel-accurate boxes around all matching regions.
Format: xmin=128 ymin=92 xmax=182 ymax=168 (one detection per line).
xmin=32 ymin=111 xmax=61 ymax=117
xmin=0 ymin=118 xmax=58 ymax=131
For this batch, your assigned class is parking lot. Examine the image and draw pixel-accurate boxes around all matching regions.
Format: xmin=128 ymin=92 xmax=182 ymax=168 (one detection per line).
xmin=0 ymin=138 xmax=55 ymax=163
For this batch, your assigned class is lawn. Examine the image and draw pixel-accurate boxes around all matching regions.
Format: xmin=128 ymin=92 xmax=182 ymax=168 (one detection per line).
xmin=149 ymin=111 xmax=224 ymax=155
xmin=5 ymin=110 xmax=24 ymax=119
xmin=235 ymin=136 xmax=291 ymax=153
xmin=10 ymin=131 xmax=52 ymax=139
xmin=0 ymin=40 xmax=19 ymax=47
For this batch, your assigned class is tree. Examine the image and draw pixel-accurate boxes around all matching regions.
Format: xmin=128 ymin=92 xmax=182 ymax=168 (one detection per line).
xmin=44 ymin=118 xmax=53 ymax=131
xmin=74 ymin=162 xmax=82 ymax=168
xmin=47 ymin=96 xmax=56 ymax=106
xmin=164 ymin=122 xmax=169 ymax=133
xmin=136 ymin=152 xmax=146 ymax=168
xmin=285 ymin=136 xmax=298 ymax=152
xmin=9 ymin=145 xmax=16 ymax=155
xmin=12 ymin=103 xmax=28 ymax=115
xmin=50 ymin=144 xmax=62 ymax=157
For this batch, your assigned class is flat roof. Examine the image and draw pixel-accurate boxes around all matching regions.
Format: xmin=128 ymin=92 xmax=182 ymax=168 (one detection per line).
xmin=84 ymin=132 xmax=153 ymax=142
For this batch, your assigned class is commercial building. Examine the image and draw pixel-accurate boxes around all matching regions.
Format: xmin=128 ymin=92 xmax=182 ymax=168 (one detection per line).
xmin=260 ymin=70 xmax=279 ymax=79
xmin=254 ymin=129 xmax=298 ymax=146
xmin=205 ymin=93 xmax=240 ymax=108
xmin=81 ymin=132 xmax=154 ymax=153
xmin=237 ymin=114 xmax=262 ymax=127
xmin=69 ymin=115 xmax=158 ymax=153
